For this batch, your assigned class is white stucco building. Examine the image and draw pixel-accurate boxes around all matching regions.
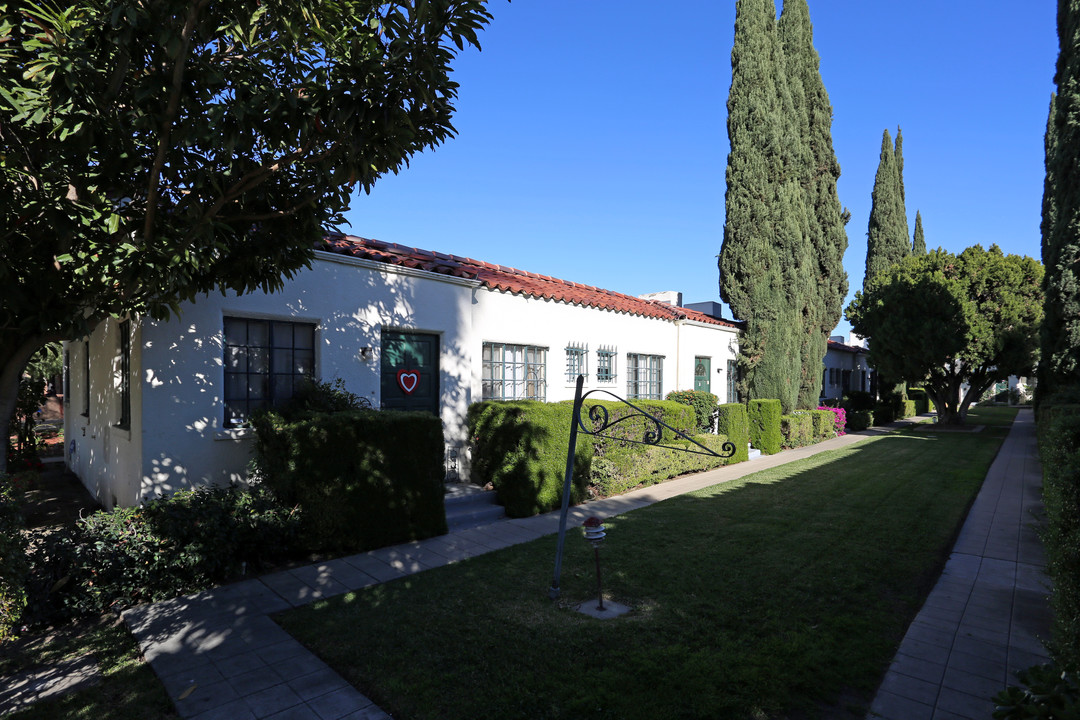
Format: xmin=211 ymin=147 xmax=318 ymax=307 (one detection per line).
xmin=64 ymin=235 xmax=742 ymax=508
xmin=821 ymin=334 xmax=874 ymax=402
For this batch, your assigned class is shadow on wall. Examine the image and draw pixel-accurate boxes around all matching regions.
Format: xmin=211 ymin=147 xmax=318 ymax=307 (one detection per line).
xmin=137 ymin=257 xmax=478 ymax=496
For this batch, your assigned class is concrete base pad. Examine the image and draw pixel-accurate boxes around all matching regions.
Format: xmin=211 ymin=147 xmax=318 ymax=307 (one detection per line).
xmin=574 ymin=598 xmax=631 ymax=619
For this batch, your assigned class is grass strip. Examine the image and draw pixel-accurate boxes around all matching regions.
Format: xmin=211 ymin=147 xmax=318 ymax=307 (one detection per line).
xmin=277 ymin=407 xmax=1016 ymax=720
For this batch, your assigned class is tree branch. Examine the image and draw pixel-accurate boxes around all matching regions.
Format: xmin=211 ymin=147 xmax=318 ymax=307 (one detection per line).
xmin=142 ymin=0 xmax=211 ymax=244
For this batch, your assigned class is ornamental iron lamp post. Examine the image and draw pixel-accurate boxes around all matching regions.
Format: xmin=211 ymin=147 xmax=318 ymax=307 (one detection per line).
xmin=583 ymin=516 xmax=606 ymax=611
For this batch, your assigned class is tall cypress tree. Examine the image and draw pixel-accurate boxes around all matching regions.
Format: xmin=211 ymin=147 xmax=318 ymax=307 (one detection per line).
xmin=912 ymin=210 xmax=926 ymax=254
xmin=720 ymin=0 xmax=808 ymax=413
xmin=864 ymin=129 xmax=910 ymax=288
xmin=779 ymin=0 xmax=848 ymax=408
xmin=1040 ymin=0 xmax=1080 ymax=402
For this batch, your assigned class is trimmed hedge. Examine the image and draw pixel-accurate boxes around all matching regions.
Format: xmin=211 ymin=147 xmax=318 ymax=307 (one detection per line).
xmin=467 ymin=401 xmax=593 ymax=518
xmin=665 ymin=390 xmax=719 ymax=433
xmin=591 ymin=434 xmax=737 ymax=497
xmin=748 ymin=399 xmax=782 ymax=455
xmin=253 ymin=409 xmax=446 ymax=552
xmin=716 ymin=403 xmax=750 ymax=463
xmin=846 ymin=409 xmax=873 ymax=432
xmin=908 ymin=387 xmax=932 ymax=415
xmin=873 ymin=403 xmax=895 ymax=426
xmin=780 ymin=412 xmax=814 ymax=449
xmin=1039 ymin=406 xmax=1080 ymax=672
xmin=810 ymin=409 xmax=835 ymax=440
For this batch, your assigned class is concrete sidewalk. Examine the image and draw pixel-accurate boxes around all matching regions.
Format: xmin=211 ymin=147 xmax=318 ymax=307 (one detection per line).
xmin=119 ymin=412 xmax=1050 ymax=719
xmin=867 ymin=409 xmax=1052 ymax=720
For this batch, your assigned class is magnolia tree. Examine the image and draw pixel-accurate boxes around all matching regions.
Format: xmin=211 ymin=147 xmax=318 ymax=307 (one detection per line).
xmin=0 ymin=0 xmax=491 ymax=474
xmin=846 ymin=245 xmax=1043 ymax=425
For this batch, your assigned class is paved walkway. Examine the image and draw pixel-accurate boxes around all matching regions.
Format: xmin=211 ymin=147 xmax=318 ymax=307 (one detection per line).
xmin=868 ymin=409 xmax=1052 ymax=720
xmin=118 ymin=412 xmax=1051 ymax=720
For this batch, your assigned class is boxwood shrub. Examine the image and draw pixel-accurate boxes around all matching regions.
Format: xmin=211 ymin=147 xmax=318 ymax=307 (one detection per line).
xmin=665 ymin=390 xmax=719 ymax=433
xmin=715 ymin=403 xmax=750 ymax=463
xmin=810 ymin=409 xmax=835 ymax=441
xmin=253 ymin=409 xmax=446 ymax=552
xmin=748 ymin=399 xmax=782 ymax=455
xmin=846 ymin=409 xmax=873 ymax=432
xmin=780 ymin=412 xmax=813 ymax=449
xmin=1039 ymin=406 xmax=1080 ymax=671
xmin=590 ymin=434 xmax=737 ymax=497
xmin=467 ymin=401 xmax=593 ymax=518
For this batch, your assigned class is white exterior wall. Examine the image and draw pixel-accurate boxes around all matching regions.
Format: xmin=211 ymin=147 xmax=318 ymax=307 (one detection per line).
xmin=64 ymin=317 xmax=143 ymax=509
xmin=821 ymin=347 xmax=873 ymax=401
xmin=65 ymin=250 xmax=740 ymax=505
xmin=469 ymin=289 xmax=739 ymax=404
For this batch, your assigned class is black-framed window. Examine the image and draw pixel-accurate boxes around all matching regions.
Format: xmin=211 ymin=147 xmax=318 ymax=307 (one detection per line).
xmin=565 ymin=344 xmax=588 ymax=382
xmin=626 ymin=353 xmax=663 ymax=400
xmin=117 ymin=320 xmax=131 ymax=430
xmin=224 ymin=317 xmax=315 ymax=426
xmin=81 ymin=341 xmax=90 ymax=417
xmin=727 ymin=359 xmax=739 ymax=404
xmin=597 ymin=346 xmax=617 ymax=383
xmin=482 ymin=342 xmax=547 ymax=401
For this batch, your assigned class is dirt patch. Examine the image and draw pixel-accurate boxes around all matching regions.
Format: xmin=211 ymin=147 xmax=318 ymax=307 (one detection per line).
xmin=20 ymin=463 xmax=101 ymax=530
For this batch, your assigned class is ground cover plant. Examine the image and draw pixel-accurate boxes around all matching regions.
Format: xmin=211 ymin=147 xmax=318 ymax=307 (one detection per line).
xmin=278 ymin=407 xmax=1016 ymax=720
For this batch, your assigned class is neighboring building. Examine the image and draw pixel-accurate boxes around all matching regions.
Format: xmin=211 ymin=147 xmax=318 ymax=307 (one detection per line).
xmin=63 ymin=235 xmax=742 ymax=508
xmin=821 ymin=334 xmax=874 ymax=402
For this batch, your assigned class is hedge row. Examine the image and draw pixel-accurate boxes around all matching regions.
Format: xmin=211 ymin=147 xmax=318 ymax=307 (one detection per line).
xmin=252 ymin=408 xmax=446 ymax=552
xmin=1039 ymin=406 xmax=1080 ymax=672
xmin=748 ymin=399 xmax=783 ymax=455
xmin=779 ymin=410 xmax=837 ymax=449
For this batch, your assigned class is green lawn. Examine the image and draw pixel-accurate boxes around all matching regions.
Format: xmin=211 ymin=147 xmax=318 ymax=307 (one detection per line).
xmin=276 ymin=407 xmax=1017 ymax=720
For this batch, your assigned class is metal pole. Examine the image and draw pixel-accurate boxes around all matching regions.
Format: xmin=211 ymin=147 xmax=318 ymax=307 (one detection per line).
xmin=549 ymin=374 xmax=585 ymax=599
xmin=593 ymin=545 xmax=605 ymax=611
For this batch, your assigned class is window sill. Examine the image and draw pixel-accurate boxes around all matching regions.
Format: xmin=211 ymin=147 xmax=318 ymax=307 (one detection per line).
xmin=215 ymin=427 xmax=255 ymax=441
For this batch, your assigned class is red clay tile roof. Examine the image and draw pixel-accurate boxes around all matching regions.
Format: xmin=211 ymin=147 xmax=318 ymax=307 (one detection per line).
xmin=319 ymin=235 xmax=741 ymax=329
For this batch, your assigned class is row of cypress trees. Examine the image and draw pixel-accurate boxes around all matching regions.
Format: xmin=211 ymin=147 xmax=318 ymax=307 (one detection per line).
xmin=864 ymin=127 xmax=926 ymax=293
xmin=719 ymin=0 xmax=847 ymax=413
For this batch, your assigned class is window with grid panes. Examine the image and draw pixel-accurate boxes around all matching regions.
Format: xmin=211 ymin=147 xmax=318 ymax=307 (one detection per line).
xmin=565 ymin=344 xmax=587 ymax=382
xmin=482 ymin=343 xmax=547 ymax=400
xmin=626 ymin=353 xmax=663 ymax=399
xmin=117 ymin=320 xmax=131 ymax=430
xmin=224 ymin=317 xmax=315 ymax=426
xmin=597 ymin=347 xmax=616 ymax=383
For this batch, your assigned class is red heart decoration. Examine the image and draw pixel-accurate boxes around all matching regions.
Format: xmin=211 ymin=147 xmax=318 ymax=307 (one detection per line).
xmin=397 ymin=369 xmax=420 ymax=395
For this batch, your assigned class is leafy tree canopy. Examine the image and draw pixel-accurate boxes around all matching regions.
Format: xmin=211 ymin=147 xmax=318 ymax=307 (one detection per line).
xmin=0 ymin=0 xmax=491 ymax=473
xmin=846 ymin=245 xmax=1043 ymax=424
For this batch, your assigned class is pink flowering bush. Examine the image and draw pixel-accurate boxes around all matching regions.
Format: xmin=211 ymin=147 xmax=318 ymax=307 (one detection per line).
xmin=818 ymin=406 xmax=846 ymax=436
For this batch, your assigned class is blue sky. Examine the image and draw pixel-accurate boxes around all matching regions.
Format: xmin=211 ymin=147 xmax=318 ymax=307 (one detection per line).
xmin=341 ymin=1 xmax=1057 ymax=337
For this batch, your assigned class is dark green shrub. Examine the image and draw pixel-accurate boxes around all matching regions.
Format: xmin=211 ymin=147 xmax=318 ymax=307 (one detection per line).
xmin=716 ymin=403 xmax=750 ymax=463
xmin=276 ymin=377 xmax=372 ymax=420
xmin=842 ymin=390 xmax=876 ymax=411
xmin=993 ymin=663 xmax=1080 ymax=718
xmin=873 ymin=403 xmax=895 ymax=426
xmin=25 ymin=485 xmax=300 ymax=624
xmin=253 ymin=409 xmax=446 ymax=552
xmin=780 ymin=412 xmax=813 ymax=449
xmin=665 ymin=390 xmax=719 ymax=433
xmin=1039 ymin=407 xmax=1080 ymax=672
xmin=908 ymin=387 xmax=931 ymax=415
xmin=590 ymin=434 xmax=737 ymax=497
xmin=468 ymin=401 xmax=593 ymax=518
xmin=846 ymin=409 xmax=873 ymax=432
xmin=899 ymin=399 xmax=917 ymax=418
xmin=748 ymin=399 xmax=782 ymax=455
xmin=0 ymin=476 xmax=29 ymax=640
xmin=810 ymin=409 xmax=835 ymax=440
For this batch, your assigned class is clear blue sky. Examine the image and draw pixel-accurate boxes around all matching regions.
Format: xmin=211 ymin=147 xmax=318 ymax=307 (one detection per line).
xmin=341 ymin=1 xmax=1057 ymax=338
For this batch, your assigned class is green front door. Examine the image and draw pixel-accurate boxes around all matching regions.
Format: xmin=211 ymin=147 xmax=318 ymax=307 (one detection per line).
xmin=694 ymin=356 xmax=711 ymax=393
xmin=381 ymin=330 xmax=439 ymax=415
